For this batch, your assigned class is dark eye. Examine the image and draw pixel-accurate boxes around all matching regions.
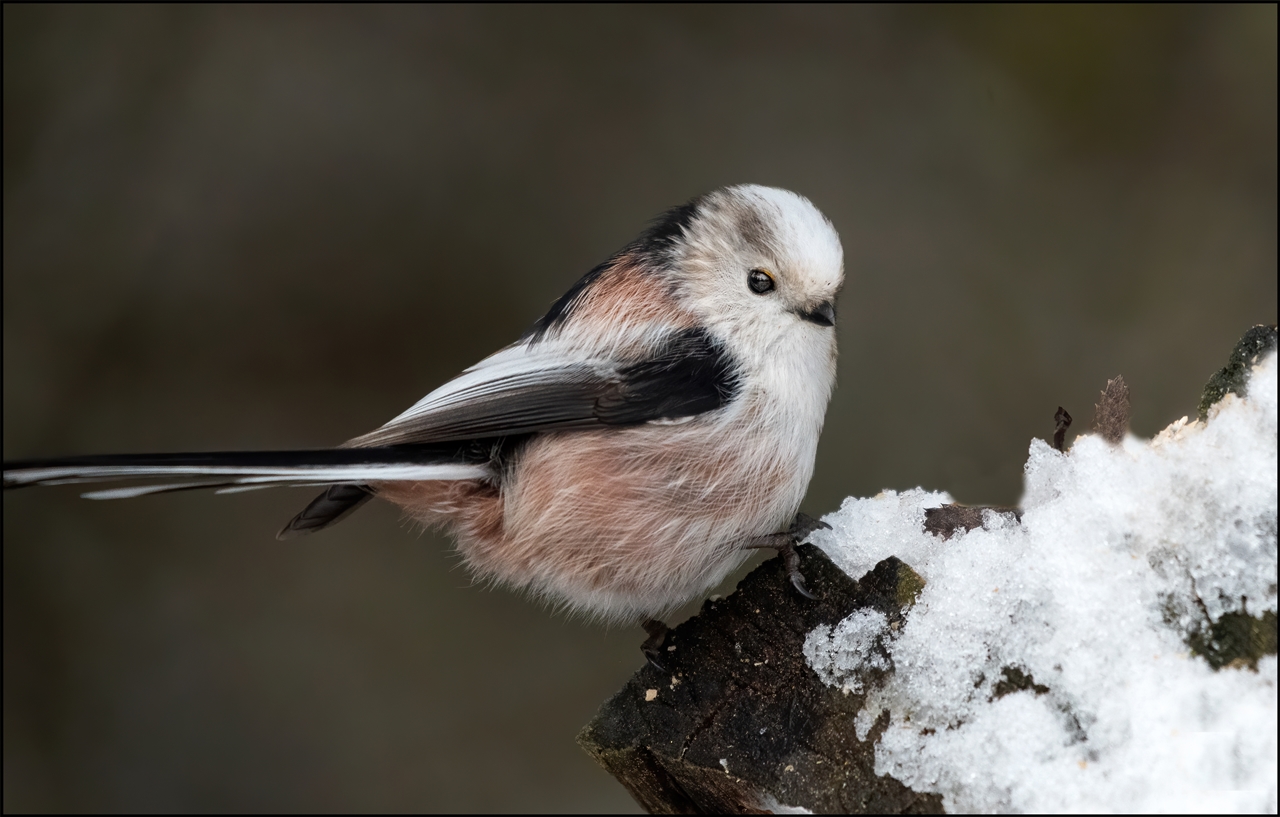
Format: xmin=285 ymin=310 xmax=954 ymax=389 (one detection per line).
xmin=748 ymin=269 xmax=775 ymax=294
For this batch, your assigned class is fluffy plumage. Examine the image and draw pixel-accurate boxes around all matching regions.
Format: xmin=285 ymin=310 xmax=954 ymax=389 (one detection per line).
xmin=3 ymin=184 xmax=844 ymax=621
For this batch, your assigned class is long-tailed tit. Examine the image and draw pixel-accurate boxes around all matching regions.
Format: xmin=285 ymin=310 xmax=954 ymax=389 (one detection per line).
xmin=4 ymin=184 xmax=844 ymax=635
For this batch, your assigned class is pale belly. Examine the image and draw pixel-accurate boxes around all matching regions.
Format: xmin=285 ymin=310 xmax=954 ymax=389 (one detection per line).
xmin=465 ymin=420 xmax=814 ymax=621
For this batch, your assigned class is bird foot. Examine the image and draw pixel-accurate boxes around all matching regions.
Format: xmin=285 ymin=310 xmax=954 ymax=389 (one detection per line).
xmin=741 ymin=512 xmax=831 ymax=600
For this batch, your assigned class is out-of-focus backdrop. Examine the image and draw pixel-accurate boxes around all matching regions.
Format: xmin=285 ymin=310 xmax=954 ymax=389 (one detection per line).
xmin=4 ymin=6 xmax=1275 ymax=812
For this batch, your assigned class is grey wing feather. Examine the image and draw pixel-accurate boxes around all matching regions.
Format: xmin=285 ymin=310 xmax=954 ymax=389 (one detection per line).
xmin=348 ymin=362 xmax=608 ymax=447
xmin=346 ymin=329 xmax=739 ymax=447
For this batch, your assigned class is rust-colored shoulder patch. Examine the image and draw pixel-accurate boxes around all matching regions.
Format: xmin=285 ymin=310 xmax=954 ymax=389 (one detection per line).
xmin=562 ymin=255 xmax=697 ymax=337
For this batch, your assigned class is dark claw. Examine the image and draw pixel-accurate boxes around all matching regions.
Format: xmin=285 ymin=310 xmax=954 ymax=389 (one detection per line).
xmin=790 ymin=572 xmax=818 ymax=600
xmin=640 ymin=618 xmax=669 ymax=672
xmin=780 ymin=531 xmax=820 ymax=601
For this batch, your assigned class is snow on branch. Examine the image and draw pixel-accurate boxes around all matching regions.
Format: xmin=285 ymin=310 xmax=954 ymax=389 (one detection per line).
xmin=581 ymin=325 xmax=1277 ymax=814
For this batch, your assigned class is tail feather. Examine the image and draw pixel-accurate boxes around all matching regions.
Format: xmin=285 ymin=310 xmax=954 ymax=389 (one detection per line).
xmin=277 ymin=484 xmax=376 ymax=540
xmin=3 ymin=444 xmax=491 ymax=492
xmin=82 ymin=480 xmax=242 ymax=500
xmin=5 ymin=443 xmax=498 ymax=538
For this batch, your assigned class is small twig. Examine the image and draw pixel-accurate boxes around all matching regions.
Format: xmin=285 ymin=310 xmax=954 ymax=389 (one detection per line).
xmin=1052 ymin=406 xmax=1072 ymax=452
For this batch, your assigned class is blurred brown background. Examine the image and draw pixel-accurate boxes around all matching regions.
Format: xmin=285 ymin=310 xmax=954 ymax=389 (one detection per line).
xmin=4 ymin=6 xmax=1275 ymax=812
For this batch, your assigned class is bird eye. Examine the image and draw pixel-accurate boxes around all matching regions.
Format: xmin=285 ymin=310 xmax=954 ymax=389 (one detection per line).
xmin=748 ymin=269 xmax=775 ymax=294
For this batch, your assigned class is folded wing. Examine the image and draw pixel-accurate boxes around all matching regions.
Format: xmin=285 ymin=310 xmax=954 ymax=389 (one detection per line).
xmin=345 ymin=326 xmax=739 ymax=447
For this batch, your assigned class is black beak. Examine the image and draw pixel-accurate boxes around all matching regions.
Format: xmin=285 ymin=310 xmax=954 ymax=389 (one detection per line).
xmin=798 ymin=300 xmax=836 ymax=327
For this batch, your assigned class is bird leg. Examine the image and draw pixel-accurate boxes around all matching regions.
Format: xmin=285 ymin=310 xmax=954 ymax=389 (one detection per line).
xmin=640 ymin=618 xmax=670 ymax=671
xmin=638 ymin=514 xmax=829 ymax=666
xmin=741 ymin=512 xmax=831 ymax=600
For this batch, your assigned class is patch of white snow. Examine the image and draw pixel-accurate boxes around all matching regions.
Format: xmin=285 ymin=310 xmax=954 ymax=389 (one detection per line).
xmin=807 ymin=352 xmax=1278 ymax=813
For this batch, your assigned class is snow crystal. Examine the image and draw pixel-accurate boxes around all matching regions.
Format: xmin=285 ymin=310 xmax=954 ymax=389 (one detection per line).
xmin=807 ymin=351 xmax=1278 ymax=813
xmin=803 ymin=608 xmax=890 ymax=694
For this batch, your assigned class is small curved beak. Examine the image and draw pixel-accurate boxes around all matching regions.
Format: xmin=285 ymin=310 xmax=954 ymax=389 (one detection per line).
xmin=798 ymin=300 xmax=836 ymax=327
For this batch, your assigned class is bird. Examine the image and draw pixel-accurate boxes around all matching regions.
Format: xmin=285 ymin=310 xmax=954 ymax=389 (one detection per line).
xmin=4 ymin=184 xmax=844 ymax=661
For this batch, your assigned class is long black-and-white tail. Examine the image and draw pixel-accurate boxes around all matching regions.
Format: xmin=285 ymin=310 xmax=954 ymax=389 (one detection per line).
xmin=3 ymin=444 xmax=490 ymax=539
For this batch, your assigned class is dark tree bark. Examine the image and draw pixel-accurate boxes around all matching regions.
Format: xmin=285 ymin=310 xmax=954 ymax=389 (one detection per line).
xmin=578 ymin=546 xmax=943 ymax=814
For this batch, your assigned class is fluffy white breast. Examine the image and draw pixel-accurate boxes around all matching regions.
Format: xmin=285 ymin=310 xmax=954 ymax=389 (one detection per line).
xmin=673 ymin=185 xmax=843 ymax=441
